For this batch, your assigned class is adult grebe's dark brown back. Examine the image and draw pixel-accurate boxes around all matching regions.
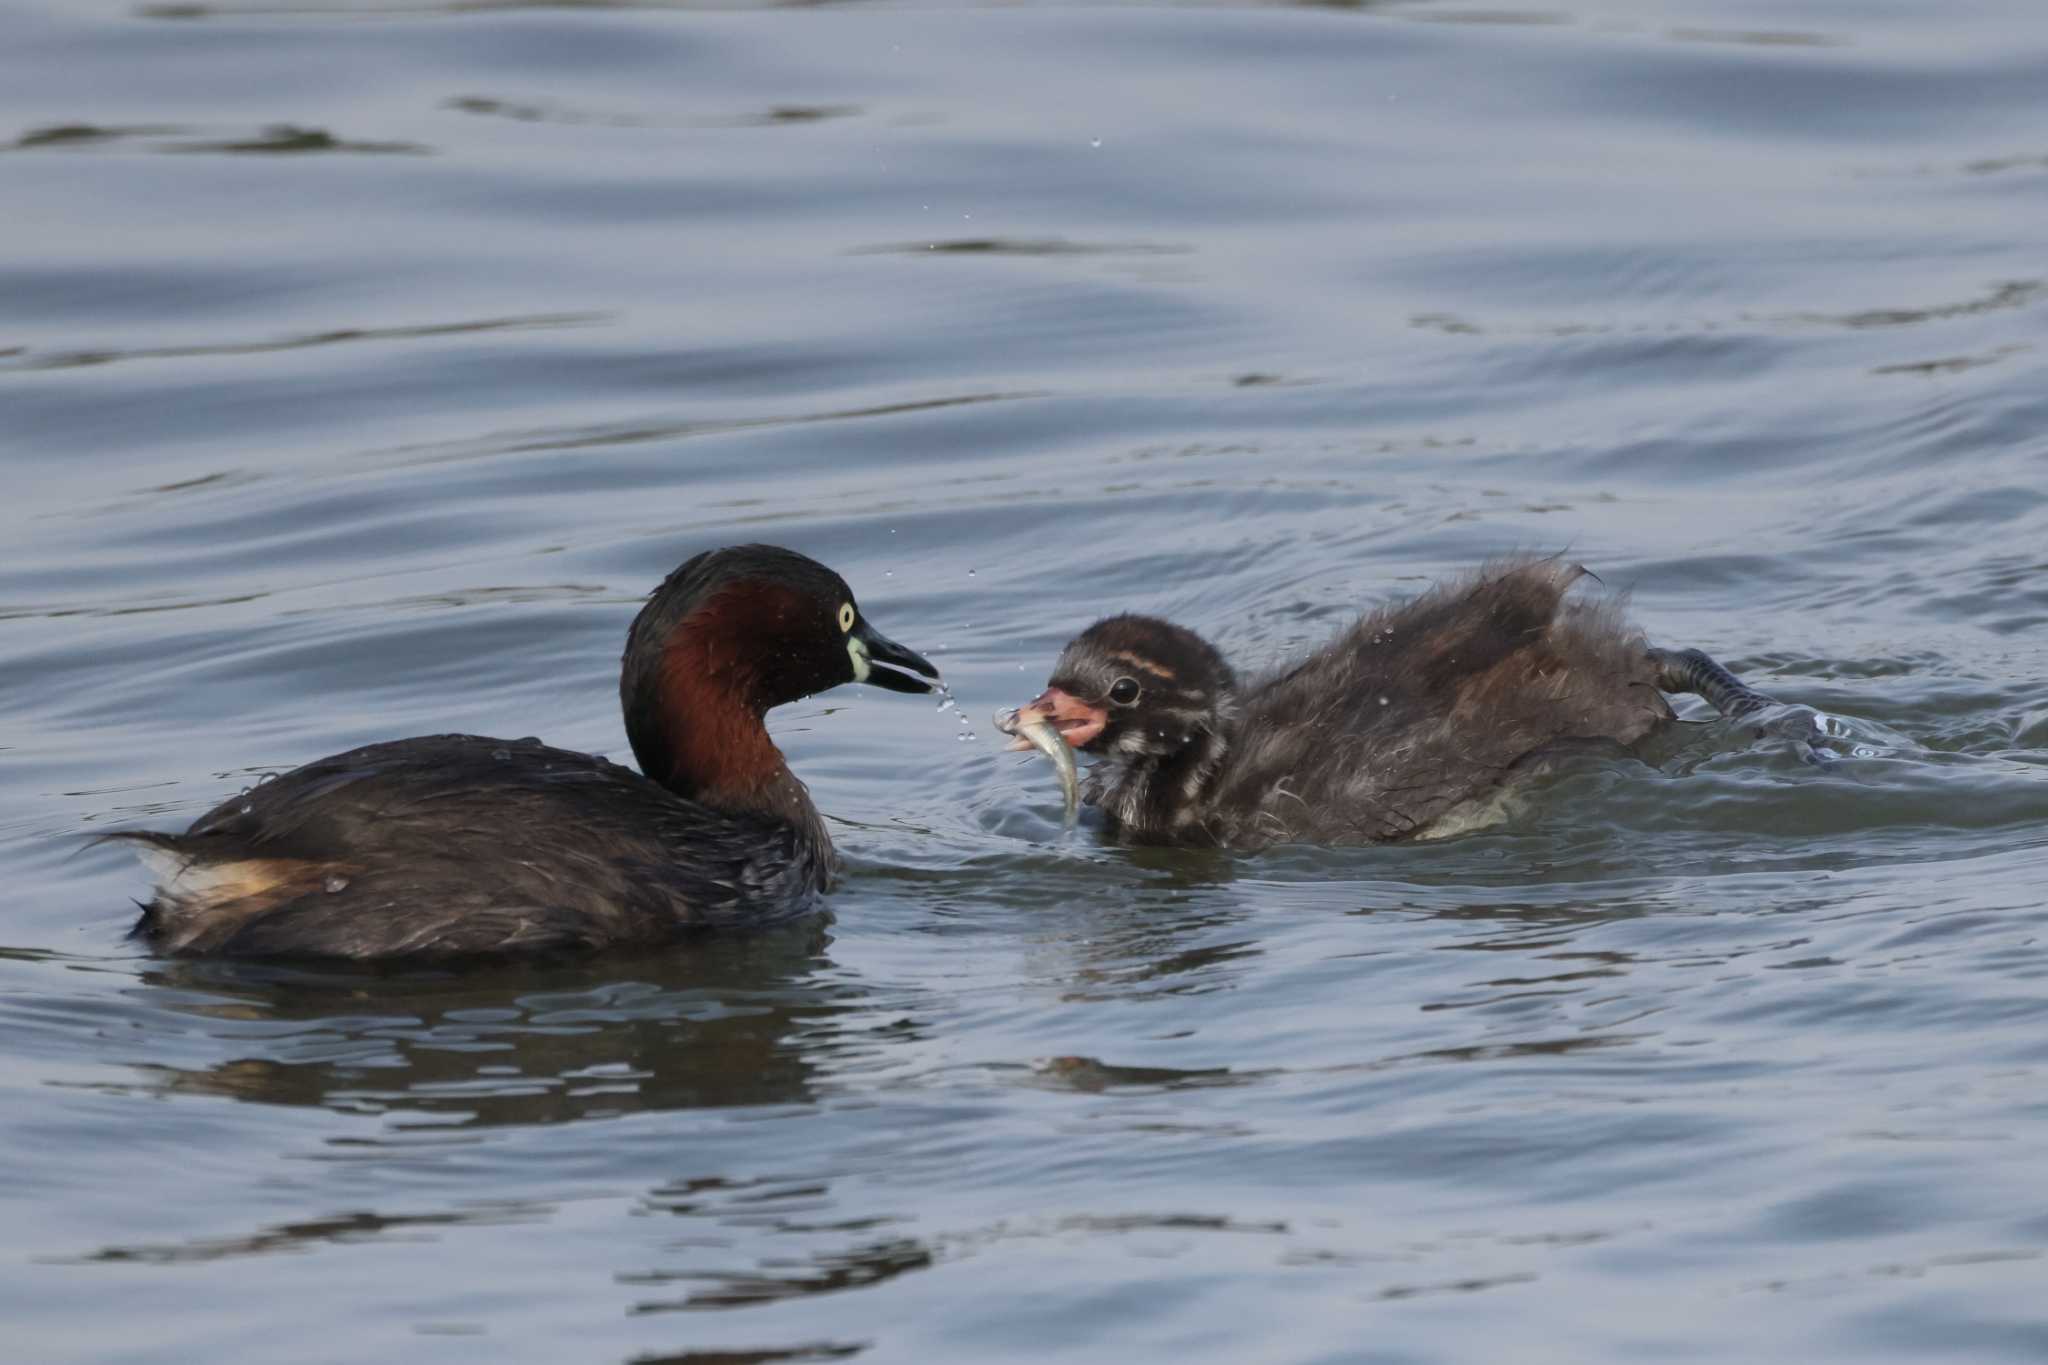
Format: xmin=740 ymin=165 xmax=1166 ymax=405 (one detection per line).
xmin=106 ymin=545 xmax=940 ymax=960
xmin=1004 ymin=556 xmax=1786 ymax=848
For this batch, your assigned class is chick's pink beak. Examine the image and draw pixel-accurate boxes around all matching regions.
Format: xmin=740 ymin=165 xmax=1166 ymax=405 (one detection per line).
xmin=1006 ymin=687 xmax=1108 ymax=751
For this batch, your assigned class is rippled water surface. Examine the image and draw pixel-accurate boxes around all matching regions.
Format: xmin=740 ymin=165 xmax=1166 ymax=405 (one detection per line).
xmin=7 ymin=0 xmax=2048 ymax=1359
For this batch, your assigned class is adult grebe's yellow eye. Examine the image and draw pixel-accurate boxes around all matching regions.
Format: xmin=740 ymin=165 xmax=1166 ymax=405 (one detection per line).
xmin=838 ymin=603 xmax=856 ymax=633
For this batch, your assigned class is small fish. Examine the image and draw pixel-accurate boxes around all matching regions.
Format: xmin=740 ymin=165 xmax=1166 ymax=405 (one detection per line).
xmin=994 ymin=706 xmax=1079 ymax=822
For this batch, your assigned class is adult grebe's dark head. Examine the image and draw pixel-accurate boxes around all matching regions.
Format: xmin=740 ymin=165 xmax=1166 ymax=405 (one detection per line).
xmin=622 ymin=544 xmax=939 ymax=802
xmin=1010 ymin=614 xmax=1236 ymax=760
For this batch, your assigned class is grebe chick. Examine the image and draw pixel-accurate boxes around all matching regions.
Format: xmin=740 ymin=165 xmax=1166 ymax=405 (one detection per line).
xmin=1004 ymin=556 xmax=1784 ymax=848
xmin=108 ymin=545 xmax=940 ymax=960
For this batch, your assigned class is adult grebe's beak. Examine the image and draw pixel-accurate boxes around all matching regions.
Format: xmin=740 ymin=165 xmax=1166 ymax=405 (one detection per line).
xmin=1001 ymin=687 xmax=1107 ymax=751
xmin=848 ymin=618 xmax=941 ymax=694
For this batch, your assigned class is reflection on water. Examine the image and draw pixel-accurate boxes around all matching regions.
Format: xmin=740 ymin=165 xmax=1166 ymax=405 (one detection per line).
xmin=1410 ymin=278 xmax=2048 ymax=340
xmin=446 ymin=95 xmax=863 ymax=129
xmin=0 ymin=313 xmax=601 ymax=374
xmin=125 ymin=924 xmax=840 ymax=1125
xmin=11 ymin=122 xmax=183 ymax=149
xmin=71 ymin=1202 xmax=553 ymax=1266
xmin=9 ymin=122 xmax=429 ymax=155
xmin=851 ymin=238 xmax=1191 ymax=258
xmin=354 ymin=391 xmax=1037 ymax=473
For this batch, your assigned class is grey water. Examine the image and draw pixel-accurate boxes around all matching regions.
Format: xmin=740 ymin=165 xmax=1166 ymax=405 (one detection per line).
xmin=6 ymin=0 xmax=2048 ymax=1360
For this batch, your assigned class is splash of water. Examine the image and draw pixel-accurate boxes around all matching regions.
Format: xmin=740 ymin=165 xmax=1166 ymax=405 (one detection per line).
xmin=931 ymin=680 xmax=978 ymax=742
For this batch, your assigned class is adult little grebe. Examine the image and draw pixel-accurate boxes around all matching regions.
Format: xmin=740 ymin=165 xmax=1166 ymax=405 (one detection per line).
xmin=1003 ymin=556 xmax=1783 ymax=847
xmin=108 ymin=545 xmax=939 ymax=960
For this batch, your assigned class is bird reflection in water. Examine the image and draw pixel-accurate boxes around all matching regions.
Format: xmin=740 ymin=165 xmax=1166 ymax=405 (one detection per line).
xmin=121 ymin=920 xmax=839 ymax=1126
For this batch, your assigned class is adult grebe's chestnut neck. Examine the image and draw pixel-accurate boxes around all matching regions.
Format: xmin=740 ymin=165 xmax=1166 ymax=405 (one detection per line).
xmin=639 ymin=582 xmax=807 ymax=815
xmin=620 ymin=544 xmax=940 ymax=820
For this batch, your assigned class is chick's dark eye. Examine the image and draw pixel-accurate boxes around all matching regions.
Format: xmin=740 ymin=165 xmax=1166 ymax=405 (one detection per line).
xmin=1108 ymin=677 xmax=1141 ymax=706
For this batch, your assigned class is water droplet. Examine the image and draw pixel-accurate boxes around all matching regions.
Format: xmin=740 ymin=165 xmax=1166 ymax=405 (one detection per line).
xmin=1378 ymin=696 xmax=1390 ymax=706
xmin=239 ymin=802 xmax=253 ymax=815
xmin=967 ymin=568 xmax=976 ymax=577
xmin=1090 ymin=137 xmax=1102 ymax=148
xmin=323 ymin=874 xmax=350 ymax=894
xmin=884 ymin=570 xmax=893 ymax=578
